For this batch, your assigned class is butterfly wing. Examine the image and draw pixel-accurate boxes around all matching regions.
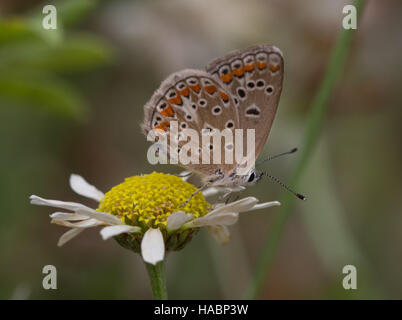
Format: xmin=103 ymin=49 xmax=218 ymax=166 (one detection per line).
xmin=142 ymin=69 xmax=240 ymax=178
xmin=206 ymin=44 xmax=284 ymax=164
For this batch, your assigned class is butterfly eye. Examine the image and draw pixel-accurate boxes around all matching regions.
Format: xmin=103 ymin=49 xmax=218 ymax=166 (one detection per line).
xmin=247 ymin=172 xmax=256 ymax=183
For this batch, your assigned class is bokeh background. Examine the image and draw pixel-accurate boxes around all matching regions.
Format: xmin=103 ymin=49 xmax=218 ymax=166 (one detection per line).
xmin=1 ymin=0 xmax=401 ymax=299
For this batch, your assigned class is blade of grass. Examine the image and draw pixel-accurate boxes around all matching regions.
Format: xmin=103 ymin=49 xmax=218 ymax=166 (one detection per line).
xmin=246 ymin=0 xmax=367 ymax=299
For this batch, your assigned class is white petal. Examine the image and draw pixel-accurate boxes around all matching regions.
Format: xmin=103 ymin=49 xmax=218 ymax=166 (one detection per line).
xmin=202 ymin=187 xmax=221 ymax=197
xmin=193 ymin=212 xmax=238 ymax=226
xmin=100 ymin=225 xmax=141 ymax=240
xmin=178 ymin=170 xmax=192 ymax=182
xmin=206 ymin=225 xmax=231 ymax=245
xmin=248 ymin=201 xmax=281 ymax=212
xmin=69 ymin=174 xmax=104 ymax=202
xmin=29 ymin=195 xmax=92 ymax=212
xmin=167 ymin=211 xmax=193 ymax=231
xmin=51 ymin=218 xmax=101 ymax=228
xmin=76 ymin=208 xmax=123 ymax=226
xmin=57 ymin=228 xmax=85 ymax=247
xmin=208 ymin=197 xmax=258 ymax=216
xmin=141 ymin=228 xmax=165 ymax=265
xmin=49 ymin=212 xmax=90 ymax=221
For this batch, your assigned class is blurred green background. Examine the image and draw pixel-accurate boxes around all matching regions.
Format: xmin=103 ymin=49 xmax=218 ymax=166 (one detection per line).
xmin=1 ymin=0 xmax=401 ymax=299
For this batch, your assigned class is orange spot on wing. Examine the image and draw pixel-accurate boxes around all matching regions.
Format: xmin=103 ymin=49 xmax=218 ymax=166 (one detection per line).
xmin=169 ymin=96 xmax=182 ymax=105
xmin=269 ymin=64 xmax=280 ymax=72
xmin=189 ymin=84 xmax=201 ymax=93
xmin=244 ymin=64 xmax=255 ymax=72
xmin=257 ymin=62 xmax=267 ymax=70
xmin=233 ymin=68 xmax=244 ymax=77
xmin=220 ymin=74 xmax=232 ymax=83
xmin=220 ymin=91 xmax=229 ymax=102
xmin=205 ymin=85 xmax=217 ymax=95
xmin=178 ymin=87 xmax=189 ymax=97
xmin=160 ymin=105 xmax=174 ymax=117
xmin=154 ymin=120 xmax=170 ymax=131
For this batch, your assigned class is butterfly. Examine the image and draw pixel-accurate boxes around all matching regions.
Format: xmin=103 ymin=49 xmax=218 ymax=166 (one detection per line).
xmin=141 ymin=44 xmax=296 ymax=198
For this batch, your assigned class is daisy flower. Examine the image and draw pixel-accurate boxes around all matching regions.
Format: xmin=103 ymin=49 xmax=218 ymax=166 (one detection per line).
xmin=30 ymin=172 xmax=280 ymax=298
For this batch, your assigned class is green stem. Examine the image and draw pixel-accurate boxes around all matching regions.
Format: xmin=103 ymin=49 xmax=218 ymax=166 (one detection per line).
xmin=246 ymin=0 xmax=367 ymax=299
xmin=145 ymin=261 xmax=168 ymax=300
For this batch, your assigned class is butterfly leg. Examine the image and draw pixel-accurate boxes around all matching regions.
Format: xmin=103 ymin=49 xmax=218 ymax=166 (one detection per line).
xmin=180 ymin=182 xmax=212 ymax=207
xmin=220 ymin=186 xmax=245 ymax=203
xmin=229 ymin=194 xmax=240 ymax=204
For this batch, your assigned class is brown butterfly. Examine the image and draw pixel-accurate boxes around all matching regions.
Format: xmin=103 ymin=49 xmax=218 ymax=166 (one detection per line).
xmin=142 ymin=44 xmax=304 ymax=200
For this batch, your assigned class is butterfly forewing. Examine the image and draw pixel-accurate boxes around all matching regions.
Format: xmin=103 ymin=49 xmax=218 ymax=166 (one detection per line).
xmin=206 ymin=44 xmax=284 ymax=162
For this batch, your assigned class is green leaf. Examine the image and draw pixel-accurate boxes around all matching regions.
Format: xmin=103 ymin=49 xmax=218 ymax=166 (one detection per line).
xmin=0 ymin=34 xmax=113 ymax=73
xmin=0 ymin=73 xmax=86 ymax=119
xmin=0 ymin=19 xmax=40 ymax=46
xmin=34 ymin=34 xmax=114 ymax=73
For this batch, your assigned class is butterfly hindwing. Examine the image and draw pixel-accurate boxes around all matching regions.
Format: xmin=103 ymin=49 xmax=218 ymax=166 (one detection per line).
xmin=142 ymin=69 xmax=240 ymax=177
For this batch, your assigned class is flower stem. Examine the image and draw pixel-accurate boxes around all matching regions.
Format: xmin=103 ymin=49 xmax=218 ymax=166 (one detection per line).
xmin=245 ymin=0 xmax=367 ymax=299
xmin=145 ymin=261 xmax=168 ymax=300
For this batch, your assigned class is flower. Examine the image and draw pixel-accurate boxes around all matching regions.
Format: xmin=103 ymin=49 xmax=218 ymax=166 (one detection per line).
xmin=30 ymin=172 xmax=280 ymax=265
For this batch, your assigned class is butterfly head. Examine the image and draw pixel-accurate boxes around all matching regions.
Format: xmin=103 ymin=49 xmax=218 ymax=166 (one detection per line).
xmin=244 ymin=168 xmax=263 ymax=186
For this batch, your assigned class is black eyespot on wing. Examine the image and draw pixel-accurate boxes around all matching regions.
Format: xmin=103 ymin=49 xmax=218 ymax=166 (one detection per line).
xmin=226 ymin=120 xmax=234 ymax=128
xmin=256 ymin=80 xmax=265 ymax=87
xmin=247 ymin=81 xmax=255 ymax=89
xmin=237 ymin=88 xmax=246 ymax=98
xmin=246 ymin=107 xmax=260 ymax=116
xmin=266 ymin=85 xmax=274 ymax=95
xmin=212 ymin=106 xmax=222 ymax=114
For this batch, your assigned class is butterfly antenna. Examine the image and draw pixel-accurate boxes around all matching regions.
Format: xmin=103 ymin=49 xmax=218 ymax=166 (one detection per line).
xmin=261 ymin=172 xmax=306 ymax=201
xmin=256 ymin=148 xmax=298 ymax=167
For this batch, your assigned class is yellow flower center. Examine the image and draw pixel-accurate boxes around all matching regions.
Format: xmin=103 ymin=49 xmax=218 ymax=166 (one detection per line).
xmin=97 ymin=172 xmax=210 ymax=229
